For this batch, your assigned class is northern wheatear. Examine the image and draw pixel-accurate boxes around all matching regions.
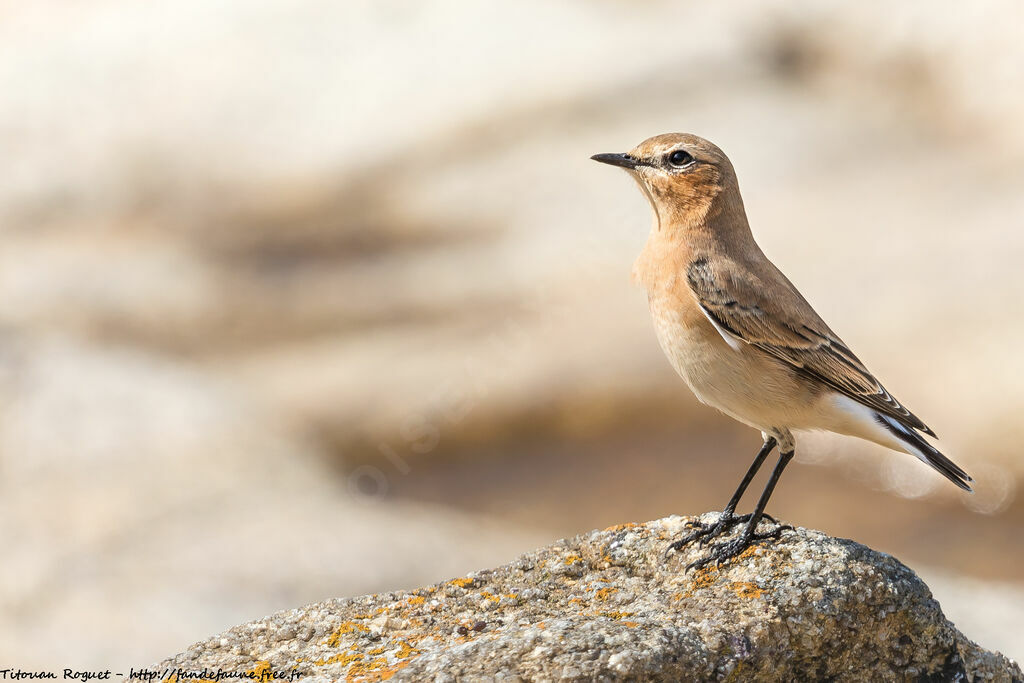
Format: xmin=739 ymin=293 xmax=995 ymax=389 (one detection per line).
xmin=592 ymin=133 xmax=971 ymax=569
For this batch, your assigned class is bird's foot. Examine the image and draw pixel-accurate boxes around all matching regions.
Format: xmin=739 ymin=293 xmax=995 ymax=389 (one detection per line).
xmin=684 ymin=522 xmax=791 ymax=572
xmin=668 ymin=512 xmax=740 ymax=552
xmin=667 ymin=511 xmax=784 ymax=555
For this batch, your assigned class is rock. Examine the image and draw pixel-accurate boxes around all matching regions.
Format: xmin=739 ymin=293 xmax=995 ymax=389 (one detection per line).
xmin=140 ymin=515 xmax=1022 ymax=682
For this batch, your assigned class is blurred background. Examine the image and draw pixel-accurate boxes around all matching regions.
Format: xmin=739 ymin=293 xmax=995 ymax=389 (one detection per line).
xmin=2 ymin=0 xmax=1023 ymax=669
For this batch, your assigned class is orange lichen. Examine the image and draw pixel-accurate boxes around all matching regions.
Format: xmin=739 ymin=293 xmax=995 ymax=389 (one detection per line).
xmin=394 ymin=640 xmax=420 ymax=659
xmin=676 ymin=566 xmax=721 ymax=598
xmin=248 ymin=661 xmax=274 ymax=681
xmin=599 ymin=611 xmax=635 ymax=620
xmin=729 ymin=581 xmax=765 ymax=599
xmin=449 ymin=577 xmax=475 ymax=588
xmin=349 ymin=660 xmax=411 ymax=682
xmin=603 ymin=523 xmax=640 ymax=532
xmin=404 ymin=595 xmax=426 ymax=606
xmin=326 ymin=621 xmax=369 ymax=647
xmin=690 ymin=568 xmax=719 ymax=589
xmin=594 ymin=587 xmax=617 ymax=601
xmin=563 ymin=554 xmax=582 ymax=565
xmin=313 ymin=637 xmax=423 ymax=682
xmin=622 ymin=621 xmax=639 ymax=628
xmin=314 ymin=650 xmax=363 ymax=667
xmin=346 ymin=657 xmax=392 ymax=680
xmin=737 ymin=545 xmax=762 ymax=561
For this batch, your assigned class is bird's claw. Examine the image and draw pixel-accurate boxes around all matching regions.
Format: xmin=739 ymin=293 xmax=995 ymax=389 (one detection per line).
xmin=668 ymin=516 xmax=793 ymax=570
xmin=686 ymin=536 xmax=753 ymax=571
xmin=672 ymin=512 xmax=739 ymax=549
xmin=671 ymin=511 xmax=785 ymax=551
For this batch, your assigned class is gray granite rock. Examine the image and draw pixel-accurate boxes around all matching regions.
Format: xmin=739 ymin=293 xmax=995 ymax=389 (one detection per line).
xmin=140 ymin=515 xmax=1022 ymax=682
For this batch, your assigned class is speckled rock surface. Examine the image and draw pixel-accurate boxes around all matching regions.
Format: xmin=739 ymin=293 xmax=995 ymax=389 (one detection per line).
xmin=142 ymin=516 xmax=1022 ymax=682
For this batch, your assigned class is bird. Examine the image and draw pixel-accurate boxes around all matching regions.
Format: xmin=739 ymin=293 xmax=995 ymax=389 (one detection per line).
xmin=591 ymin=133 xmax=972 ymax=569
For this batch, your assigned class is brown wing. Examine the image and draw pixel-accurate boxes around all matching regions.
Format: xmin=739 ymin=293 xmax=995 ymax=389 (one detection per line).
xmin=686 ymin=256 xmax=936 ymax=437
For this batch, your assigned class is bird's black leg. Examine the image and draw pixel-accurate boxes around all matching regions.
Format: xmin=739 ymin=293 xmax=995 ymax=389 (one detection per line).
xmin=667 ymin=437 xmax=777 ymax=554
xmin=687 ymin=449 xmax=795 ymax=570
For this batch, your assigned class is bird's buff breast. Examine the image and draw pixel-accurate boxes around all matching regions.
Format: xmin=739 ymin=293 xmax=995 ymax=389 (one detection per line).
xmin=647 ymin=293 xmax=807 ymax=432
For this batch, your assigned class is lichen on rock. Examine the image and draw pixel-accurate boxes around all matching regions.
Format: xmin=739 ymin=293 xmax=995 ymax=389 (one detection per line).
xmin=140 ymin=515 xmax=1023 ymax=682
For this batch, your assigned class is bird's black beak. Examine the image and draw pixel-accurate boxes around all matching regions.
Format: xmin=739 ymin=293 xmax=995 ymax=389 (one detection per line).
xmin=590 ymin=153 xmax=640 ymax=169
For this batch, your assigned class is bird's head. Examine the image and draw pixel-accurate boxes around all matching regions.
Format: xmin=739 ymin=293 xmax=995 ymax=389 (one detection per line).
xmin=592 ymin=133 xmax=739 ymax=231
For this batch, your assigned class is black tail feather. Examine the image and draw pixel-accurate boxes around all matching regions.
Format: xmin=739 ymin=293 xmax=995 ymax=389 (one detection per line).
xmin=875 ymin=414 xmax=973 ymax=492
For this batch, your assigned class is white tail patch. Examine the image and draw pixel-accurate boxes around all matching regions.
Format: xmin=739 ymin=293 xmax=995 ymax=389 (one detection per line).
xmin=829 ymin=394 xmax=972 ymax=491
xmin=829 ymin=394 xmax=924 ymax=459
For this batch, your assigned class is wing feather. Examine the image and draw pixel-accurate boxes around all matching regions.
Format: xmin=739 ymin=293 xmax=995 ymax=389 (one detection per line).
xmin=687 ymin=256 xmax=936 ymax=437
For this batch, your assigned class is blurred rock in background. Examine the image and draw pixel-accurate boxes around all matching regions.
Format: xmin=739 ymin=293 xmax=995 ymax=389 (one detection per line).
xmin=1 ymin=0 xmax=1022 ymax=668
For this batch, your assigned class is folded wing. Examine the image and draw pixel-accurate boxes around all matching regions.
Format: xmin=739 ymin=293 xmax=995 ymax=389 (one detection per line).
xmin=686 ymin=256 xmax=936 ymax=438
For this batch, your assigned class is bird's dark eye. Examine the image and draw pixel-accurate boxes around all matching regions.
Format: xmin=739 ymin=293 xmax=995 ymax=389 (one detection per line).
xmin=668 ymin=149 xmax=694 ymax=167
